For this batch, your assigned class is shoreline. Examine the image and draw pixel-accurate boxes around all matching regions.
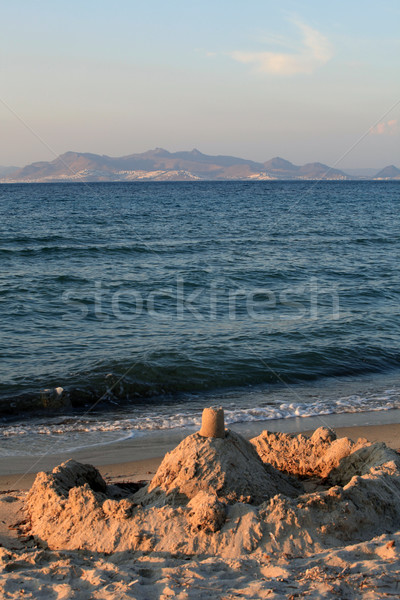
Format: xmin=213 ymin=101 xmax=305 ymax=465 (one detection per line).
xmin=1 ymin=411 xmax=399 ymax=491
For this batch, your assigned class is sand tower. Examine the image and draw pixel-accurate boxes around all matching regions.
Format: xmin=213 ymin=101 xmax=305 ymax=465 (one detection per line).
xmin=199 ymin=406 xmax=225 ymax=438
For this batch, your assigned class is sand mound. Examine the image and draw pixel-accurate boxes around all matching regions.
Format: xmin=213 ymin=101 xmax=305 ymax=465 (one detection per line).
xmin=24 ymin=428 xmax=400 ymax=557
xmin=250 ymin=426 xmax=399 ymax=483
xmin=138 ymin=430 xmax=302 ymax=505
xmin=251 ymin=427 xmax=336 ymax=478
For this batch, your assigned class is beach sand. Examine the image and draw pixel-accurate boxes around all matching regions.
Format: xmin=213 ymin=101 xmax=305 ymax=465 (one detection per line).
xmin=1 ymin=420 xmax=399 ymax=599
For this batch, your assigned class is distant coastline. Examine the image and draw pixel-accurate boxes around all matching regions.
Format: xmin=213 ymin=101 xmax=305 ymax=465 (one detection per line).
xmin=2 ymin=148 xmax=399 ymax=183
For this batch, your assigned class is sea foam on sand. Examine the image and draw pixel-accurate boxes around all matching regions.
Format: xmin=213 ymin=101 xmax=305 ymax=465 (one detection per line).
xmin=1 ymin=425 xmax=400 ymax=599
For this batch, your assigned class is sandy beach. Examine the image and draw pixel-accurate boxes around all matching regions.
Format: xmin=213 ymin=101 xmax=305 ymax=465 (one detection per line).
xmin=1 ymin=418 xmax=399 ymax=599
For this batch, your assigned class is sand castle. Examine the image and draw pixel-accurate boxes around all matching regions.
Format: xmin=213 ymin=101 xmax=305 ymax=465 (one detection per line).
xmin=24 ymin=408 xmax=400 ymax=557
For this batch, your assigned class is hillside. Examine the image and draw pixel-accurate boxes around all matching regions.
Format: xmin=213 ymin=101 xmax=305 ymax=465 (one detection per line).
xmin=375 ymin=165 xmax=400 ymax=179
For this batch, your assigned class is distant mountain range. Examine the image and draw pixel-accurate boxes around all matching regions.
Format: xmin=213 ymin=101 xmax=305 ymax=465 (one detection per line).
xmin=1 ymin=149 xmax=399 ymax=182
xmin=0 ymin=165 xmax=20 ymax=177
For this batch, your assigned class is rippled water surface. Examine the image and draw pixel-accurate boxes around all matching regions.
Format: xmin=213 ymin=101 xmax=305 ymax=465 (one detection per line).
xmin=0 ymin=181 xmax=399 ymax=447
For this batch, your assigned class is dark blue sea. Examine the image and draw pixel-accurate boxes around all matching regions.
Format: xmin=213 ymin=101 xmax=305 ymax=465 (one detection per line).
xmin=1 ymin=181 xmax=399 ymax=455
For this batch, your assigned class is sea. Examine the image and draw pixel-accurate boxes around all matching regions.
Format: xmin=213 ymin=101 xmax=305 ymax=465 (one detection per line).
xmin=1 ymin=181 xmax=399 ymax=458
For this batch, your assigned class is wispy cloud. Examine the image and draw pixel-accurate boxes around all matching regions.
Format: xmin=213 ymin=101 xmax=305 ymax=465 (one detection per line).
xmin=230 ymin=21 xmax=333 ymax=76
xmin=370 ymin=119 xmax=398 ymax=135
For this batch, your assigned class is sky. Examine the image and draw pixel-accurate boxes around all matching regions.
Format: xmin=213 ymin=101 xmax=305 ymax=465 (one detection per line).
xmin=0 ymin=0 xmax=399 ymax=168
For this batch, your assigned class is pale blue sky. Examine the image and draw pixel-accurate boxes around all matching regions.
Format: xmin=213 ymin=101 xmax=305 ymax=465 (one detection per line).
xmin=1 ymin=0 xmax=399 ymax=167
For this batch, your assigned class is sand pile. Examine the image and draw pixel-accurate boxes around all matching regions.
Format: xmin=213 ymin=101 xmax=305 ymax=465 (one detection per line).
xmin=138 ymin=430 xmax=302 ymax=505
xmin=251 ymin=427 xmax=339 ymax=479
xmin=250 ymin=427 xmax=400 ymax=483
xmin=24 ymin=422 xmax=400 ymax=557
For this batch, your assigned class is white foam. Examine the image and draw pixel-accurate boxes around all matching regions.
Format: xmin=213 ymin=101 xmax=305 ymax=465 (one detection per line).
xmin=1 ymin=385 xmax=399 ymax=456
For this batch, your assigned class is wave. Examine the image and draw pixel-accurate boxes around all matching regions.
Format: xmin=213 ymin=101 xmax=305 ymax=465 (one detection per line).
xmin=1 ymin=345 xmax=400 ymax=416
xmin=0 ymin=243 xmax=155 ymax=256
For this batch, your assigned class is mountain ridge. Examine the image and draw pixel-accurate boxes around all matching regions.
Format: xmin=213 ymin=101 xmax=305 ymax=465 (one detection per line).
xmin=1 ymin=149 xmax=399 ymax=182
